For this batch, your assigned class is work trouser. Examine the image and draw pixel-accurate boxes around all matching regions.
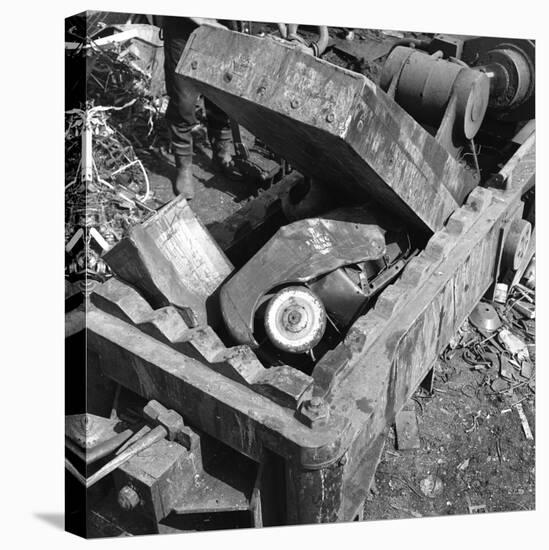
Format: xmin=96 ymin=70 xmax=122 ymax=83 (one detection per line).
xmin=163 ymin=24 xmax=231 ymax=157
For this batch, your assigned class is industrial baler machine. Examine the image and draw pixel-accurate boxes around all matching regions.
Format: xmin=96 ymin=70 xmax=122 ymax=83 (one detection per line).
xmin=67 ymin=27 xmax=535 ymax=534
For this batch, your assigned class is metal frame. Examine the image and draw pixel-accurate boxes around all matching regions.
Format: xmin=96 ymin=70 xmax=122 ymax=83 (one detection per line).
xmin=86 ymin=132 xmax=534 ymax=526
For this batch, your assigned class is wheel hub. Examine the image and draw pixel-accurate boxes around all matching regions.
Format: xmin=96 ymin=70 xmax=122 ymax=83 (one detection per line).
xmin=264 ymin=286 xmax=327 ymax=353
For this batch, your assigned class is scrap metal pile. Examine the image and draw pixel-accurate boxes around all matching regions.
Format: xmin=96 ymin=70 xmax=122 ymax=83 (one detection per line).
xmin=65 ymin=25 xmax=165 ymax=294
xmin=83 ymin=29 xmax=170 ymax=152
xmin=446 ymin=279 xmax=535 ymax=404
xmin=64 ymin=102 xmax=154 ymax=293
xmin=66 ymin=23 xmax=535 ymax=536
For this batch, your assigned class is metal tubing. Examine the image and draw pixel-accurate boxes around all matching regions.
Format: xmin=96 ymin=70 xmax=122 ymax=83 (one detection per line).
xmin=65 ymin=428 xmax=134 ymax=465
xmin=65 ymin=458 xmax=86 ymax=486
xmin=115 ymin=425 xmax=151 ymax=455
xmin=85 ymin=425 xmax=167 ymax=488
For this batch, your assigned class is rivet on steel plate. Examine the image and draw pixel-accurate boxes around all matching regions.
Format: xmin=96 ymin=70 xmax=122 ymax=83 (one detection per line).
xmin=290 ymin=99 xmax=300 ymax=109
xmin=190 ymin=61 xmax=198 ymax=70
xmin=326 ymin=112 xmax=335 ymax=123
xmin=357 ymin=120 xmax=364 ymax=131
xmin=224 ymin=72 xmax=233 ymax=82
xmin=257 ymin=86 xmax=266 ymax=95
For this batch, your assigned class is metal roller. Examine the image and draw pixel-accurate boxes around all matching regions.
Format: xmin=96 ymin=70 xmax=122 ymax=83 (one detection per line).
xmin=381 ymin=46 xmax=490 ymax=142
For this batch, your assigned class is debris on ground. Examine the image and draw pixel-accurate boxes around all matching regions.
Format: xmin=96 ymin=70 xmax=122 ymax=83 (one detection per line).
xmin=465 ymin=494 xmax=487 ymax=514
xmin=394 ymin=406 xmax=421 ymax=451
xmin=65 ymin=28 xmax=167 ymax=292
xmin=515 ymin=403 xmax=534 ymax=440
xmin=365 ymin=275 xmax=535 ymax=519
xmin=419 ymin=474 xmax=444 ymax=498
xmin=493 ymin=283 xmax=508 ymax=304
xmin=498 ymin=329 xmax=529 ymax=361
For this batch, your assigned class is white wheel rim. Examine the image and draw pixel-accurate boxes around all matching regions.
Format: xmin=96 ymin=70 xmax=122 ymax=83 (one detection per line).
xmin=264 ymin=286 xmax=326 ymax=353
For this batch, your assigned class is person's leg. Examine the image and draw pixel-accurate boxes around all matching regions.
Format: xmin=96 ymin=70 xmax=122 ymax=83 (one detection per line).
xmin=204 ymin=98 xmax=235 ymax=173
xmin=164 ymin=29 xmax=199 ymax=198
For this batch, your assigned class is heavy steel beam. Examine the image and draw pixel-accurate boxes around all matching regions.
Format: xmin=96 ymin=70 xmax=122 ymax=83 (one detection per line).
xmin=176 ymin=27 xmax=478 ymax=232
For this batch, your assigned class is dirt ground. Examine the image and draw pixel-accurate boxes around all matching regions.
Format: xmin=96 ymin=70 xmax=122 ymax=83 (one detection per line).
xmin=145 ymin=125 xmax=257 ymax=225
xmin=365 ymin=355 xmax=535 ymax=520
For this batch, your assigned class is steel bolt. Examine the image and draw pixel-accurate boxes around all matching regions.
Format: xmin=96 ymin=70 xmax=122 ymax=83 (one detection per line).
xmin=326 ymin=112 xmax=335 ymax=123
xmin=290 ymin=99 xmax=300 ymax=109
xmin=309 ymin=396 xmax=323 ymax=410
xmin=190 ymin=60 xmax=198 ymax=70
xmin=300 ymin=395 xmax=330 ymax=428
xmin=118 ymin=485 xmax=140 ymax=511
xmin=224 ymin=72 xmax=233 ymax=82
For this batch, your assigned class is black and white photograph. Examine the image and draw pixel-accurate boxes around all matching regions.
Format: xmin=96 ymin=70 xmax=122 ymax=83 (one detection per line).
xmin=4 ymin=2 xmax=544 ymax=546
xmin=62 ymin=7 xmax=538 ymax=538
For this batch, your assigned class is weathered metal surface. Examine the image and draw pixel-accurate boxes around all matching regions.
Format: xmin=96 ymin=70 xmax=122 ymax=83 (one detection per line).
xmin=285 ymin=457 xmax=345 ymax=523
xmin=220 ymin=213 xmax=386 ymax=347
xmin=341 ymin=429 xmax=387 ymax=519
xmin=91 ymin=276 xmax=314 ymax=402
xmin=65 ymin=413 xmax=121 ymax=449
xmin=380 ymin=46 xmax=490 ymax=155
xmin=171 ymin=467 xmax=251 ymax=515
xmin=115 ymin=432 xmax=258 ymax=527
xmin=394 ymin=406 xmax=421 ymax=451
xmin=313 ymin=134 xmax=535 ymax=518
xmin=86 ymin=130 xmax=534 ymax=524
xmin=114 ymin=439 xmax=190 ymax=523
xmin=469 ymin=302 xmax=502 ymax=332
xmin=381 ymin=46 xmax=490 ymax=137
xmin=177 ymin=27 xmax=477 ymax=232
xmin=331 ymin=34 xmax=395 ymax=64
xmin=207 ymin=171 xmax=308 ymax=265
xmin=104 ymin=196 xmax=233 ymax=325
xmin=308 ymin=267 xmax=366 ymax=328
xmin=502 ymin=218 xmax=531 ymax=270
xmin=170 ymin=438 xmax=256 ymax=516
xmin=66 ymin=429 xmax=134 ymax=466
xmin=87 ymin=306 xmax=352 ymax=468
xmin=461 ymin=37 xmax=535 ymax=121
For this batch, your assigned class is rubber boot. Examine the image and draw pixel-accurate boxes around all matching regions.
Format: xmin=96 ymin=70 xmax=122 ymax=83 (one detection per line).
xmin=173 ymin=152 xmax=194 ymax=200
